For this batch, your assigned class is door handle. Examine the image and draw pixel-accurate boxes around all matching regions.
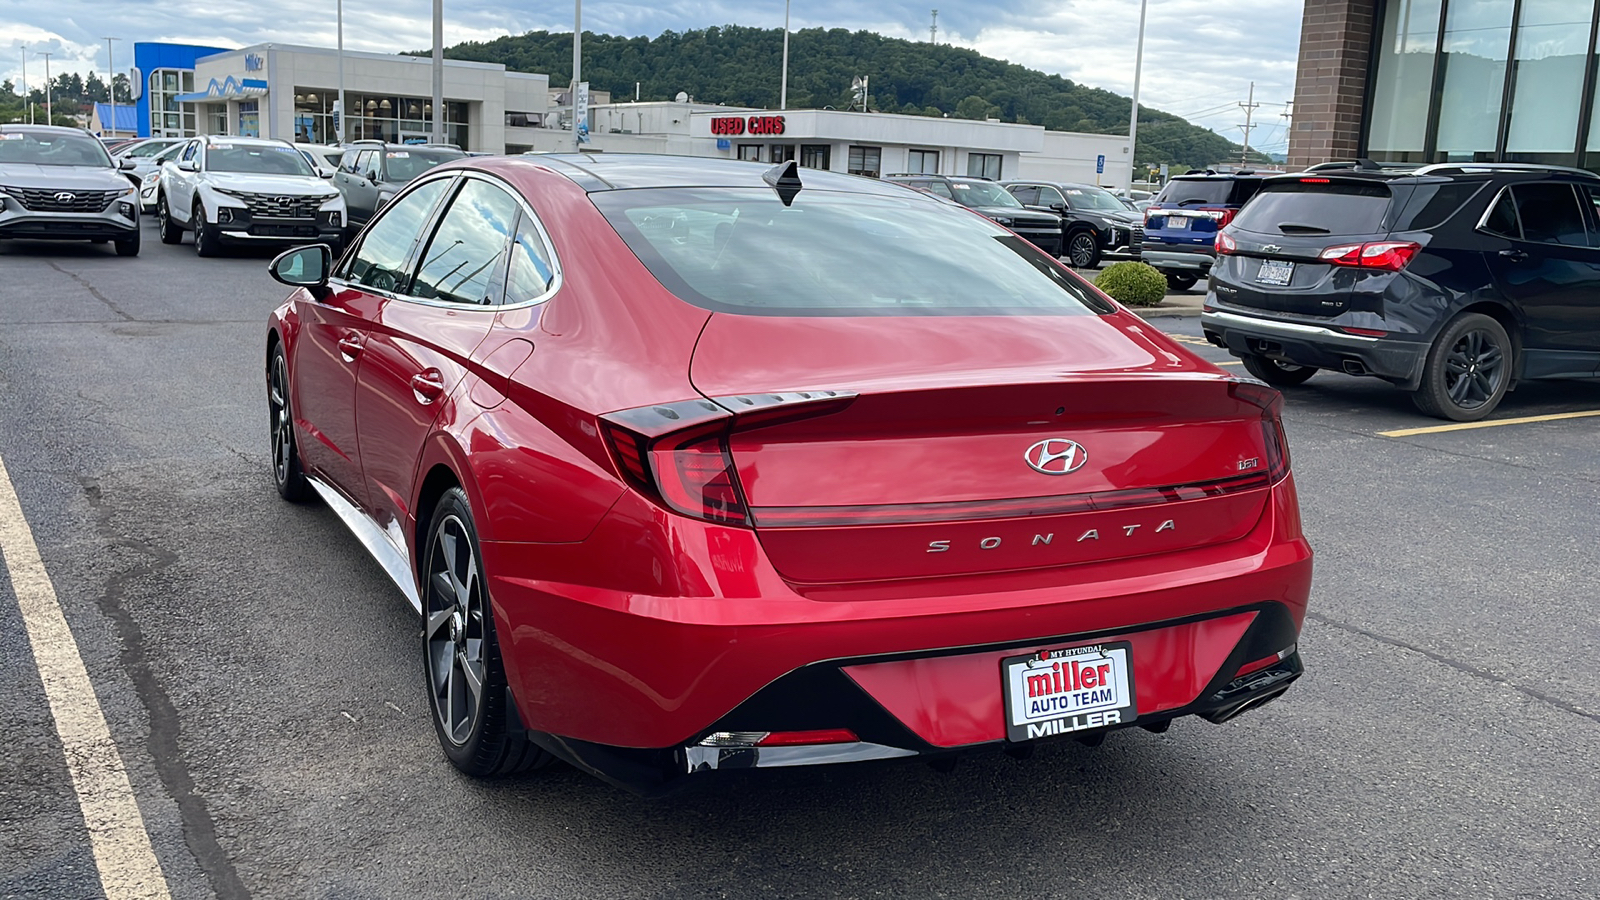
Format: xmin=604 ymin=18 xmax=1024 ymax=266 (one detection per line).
xmin=337 ymin=335 xmax=363 ymax=362
xmin=1498 ymin=248 xmax=1529 ymax=262
xmin=410 ymin=370 xmax=446 ymax=404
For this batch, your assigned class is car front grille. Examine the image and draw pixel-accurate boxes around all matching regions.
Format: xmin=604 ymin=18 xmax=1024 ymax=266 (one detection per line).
xmin=4 ymin=187 xmax=120 ymax=212
xmin=235 ymin=193 xmax=322 ymax=219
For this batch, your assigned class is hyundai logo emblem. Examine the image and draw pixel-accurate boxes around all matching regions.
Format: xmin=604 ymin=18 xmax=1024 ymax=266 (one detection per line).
xmin=275 ymin=196 xmax=292 ymax=204
xmin=55 ymin=191 xmax=76 ymax=203
xmin=1024 ymin=438 xmax=1088 ymax=475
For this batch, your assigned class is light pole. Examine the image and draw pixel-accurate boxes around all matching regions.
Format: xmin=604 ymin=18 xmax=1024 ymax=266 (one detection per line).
xmin=337 ymin=0 xmax=346 ymax=142
xmin=19 ymin=44 xmax=28 ymax=125
xmin=780 ymin=0 xmax=790 ymax=110
xmin=104 ymin=37 xmax=121 ymax=138
xmin=572 ymin=0 xmax=582 ymax=150
xmin=39 ymin=51 xmax=52 ymax=125
xmin=432 ymin=0 xmax=445 ymax=145
xmin=1125 ymin=0 xmax=1148 ymax=195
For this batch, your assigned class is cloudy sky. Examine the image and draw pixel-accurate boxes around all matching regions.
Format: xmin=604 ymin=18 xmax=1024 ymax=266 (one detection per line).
xmin=0 ymin=1 xmax=1302 ymax=152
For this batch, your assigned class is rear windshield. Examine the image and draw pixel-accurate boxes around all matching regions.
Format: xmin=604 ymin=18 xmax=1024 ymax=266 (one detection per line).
xmin=206 ymin=143 xmax=314 ymax=176
xmin=948 ymin=180 xmax=1023 ymax=208
xmin=1156 ymin=177 xmax=1262 ymax=207
xmin=0 ymin=131 xmax=112 ymax=167
xmin=385 ymin=148 xmax=463 ymax=182
xmin=592 ymin=188 xmax=1112 ymax=317
xmin=1232 ymin=181 xmax=1393 ymax=236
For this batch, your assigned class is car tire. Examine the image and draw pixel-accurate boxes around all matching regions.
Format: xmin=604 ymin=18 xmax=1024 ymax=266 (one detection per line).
xmin=157 ymin=194 xmax=182 ymax=245
xmin=193 ymin=201 xmax=222 ymax=258
xmin=1411 ymin=313 xmax=1512 ymax=422
xmin=266 ymin=343 xmax=311 ymax=503
xmin=1066 ymin=230 xmax=1102 ymax=269
xmin=1166 ymin=272 xmax=1199 ymax=292
xmin=1241 ymin=353 xmax=1316 ymax=386
xmin=113 ymin=228 xmax=140 ymax=258
xmin=422 ymin=487 xmax=553 ymax=778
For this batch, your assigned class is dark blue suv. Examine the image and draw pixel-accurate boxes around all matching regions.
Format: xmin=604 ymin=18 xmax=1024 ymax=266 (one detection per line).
xmin=1142 ymin=172 xmax=1266 ymax=291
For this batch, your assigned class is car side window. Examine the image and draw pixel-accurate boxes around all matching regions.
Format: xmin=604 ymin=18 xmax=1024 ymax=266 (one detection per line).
xmin=338 ymin=149 xmax=359 ymax=173
xmin=1580 ymin=186 xmax=1600 ymax=248
xmin=1008 ymin=185 xmax=1040 ymax=205
xmin=505 ymin=211 xmax=558 ymax=303
xmin=1512 ymin=183 xmax=1587 ymax=247
xmin=180 ymin=141 xmax=197 ymax=162
xmin=356 ymin=150 xmax=379 ymax=180
xmin=343 ymin=178 xmax=452 ymax=293
xmin=1481 ymin=190 xmax=1521 ymax=239
xmin=1039 ymin=186 xmax=1067 ymax=208
xmin=410 ymin=178 xmax=521 ymax=306
xmin=926 ymin=181 xmax=954 ymax=200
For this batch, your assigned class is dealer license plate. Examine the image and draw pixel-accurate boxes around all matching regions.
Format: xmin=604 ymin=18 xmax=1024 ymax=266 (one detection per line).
xmin=1257 ymin=258 xmax=1295 ymax=286
xmin=1162 ymin=215 xmax=1189 ymax=231
xmin=1002 ymin=642 xmax=1137 ymax=742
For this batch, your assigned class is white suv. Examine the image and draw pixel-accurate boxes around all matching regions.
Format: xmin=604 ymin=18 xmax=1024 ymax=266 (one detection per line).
xmin=156 ymin=135 xmax=346 ymax=257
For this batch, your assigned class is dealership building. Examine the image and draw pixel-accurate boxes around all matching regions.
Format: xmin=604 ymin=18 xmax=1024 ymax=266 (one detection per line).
xmin=1290 ymin=0 xmax=1600 ymax=170
xmin=121 ymin=41 xmax=1129 ymax=186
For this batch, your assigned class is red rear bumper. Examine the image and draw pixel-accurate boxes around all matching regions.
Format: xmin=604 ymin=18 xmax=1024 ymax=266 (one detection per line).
xmin=481 ymin=475 xmax=1311 ymax=753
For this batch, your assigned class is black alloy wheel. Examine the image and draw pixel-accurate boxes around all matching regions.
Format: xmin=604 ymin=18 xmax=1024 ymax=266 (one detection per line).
xmin=1412 ymin=313 xmax=1512 ymax=422
xmin=267 ymin=344 xmax=310 ymax=502
xmin=1066 ymin=230 xmax=1102 ymax=268
xmin=1241 ymin=354 xmax=1317 ymax=387
xmin=1166 ymin=272 xmax=1199 ymax=292
xmin=422 ymin=488 xmax=551 ymax=778
xmin=156 ymin=194 xmax=182 ymax=244
xmin=193 ymin=201 xmax=222 ymax=257
xmin=113 ymin=225 xmax=140 ymax=258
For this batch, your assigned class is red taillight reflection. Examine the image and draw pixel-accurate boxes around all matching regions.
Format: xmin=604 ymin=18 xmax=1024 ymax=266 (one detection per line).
xmin=1319 ymin=240 xmax=1420 ymax=272
xmin=649 ymin=432 xmax=750 ymax=527
xmin=757 ymin=729 xmax=859 ymax=746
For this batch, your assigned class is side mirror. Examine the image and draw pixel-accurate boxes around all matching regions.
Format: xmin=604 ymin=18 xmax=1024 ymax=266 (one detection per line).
xmin=177 ymin=160 xmax=199 ymax=172
xmin=317 ymin=166 xmax=335 ymax=178
xmin=119 ymin=157 xmax=138 ymax=171
xmin=1050 ymin=202 xmax=1068 ymax=213
xmin=269 ymin=244 xmax=333 ymax=292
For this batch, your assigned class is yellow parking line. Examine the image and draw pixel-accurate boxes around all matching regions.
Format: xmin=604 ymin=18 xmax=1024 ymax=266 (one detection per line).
xmin=1215 ymin=360 xmax=1242 ymax=366
xmin=1379 ymin=409 xmax=1600 ymax=437
xmin=0 ymin=456 xmax=172 ymax=900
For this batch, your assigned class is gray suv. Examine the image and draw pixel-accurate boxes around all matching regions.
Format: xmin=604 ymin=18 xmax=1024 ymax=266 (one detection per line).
xmin=0 ymin=125 xmax=142 ymax=256
xmin=333 ymin=142 xmax=465 ymax=236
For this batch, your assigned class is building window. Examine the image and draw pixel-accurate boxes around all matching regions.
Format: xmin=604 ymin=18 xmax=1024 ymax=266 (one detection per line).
xmin=147 ymin=68 xmax=198 ymax=137
xmin=1433 ymin=0 xmax=1515 ymax=162
xmin=297 ymin=89 xmax=472 ymax=148
xmin=800 ymin=144 xmax=831 ymax=170
xmin=770 ymin=144 xmax=795 ymax=163
xmin=1505 ymin=0 xmax=1593 ymax=163
xmin=907 ymin=148 xmax=940 ymax=174
xmin=738 ymin=144 xmax=763 ymax=161
xmin=847 ymin=145 xmax=882 ymax=177
xmin=238 ymin=100 xmax=260 ymax=138
xmin=967 ymin=152 xmax=1002 ymax=180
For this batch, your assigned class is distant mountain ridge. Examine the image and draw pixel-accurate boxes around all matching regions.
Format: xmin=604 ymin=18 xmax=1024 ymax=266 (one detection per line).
xmin=432 ymin=25 xmax=1270 ymax=170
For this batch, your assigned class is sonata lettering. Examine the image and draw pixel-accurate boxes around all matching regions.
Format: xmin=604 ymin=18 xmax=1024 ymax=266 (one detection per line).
xmin=926 ymin=521 xmax=1176 ymax=553
xmin=710 ymin=115 xmax=786 ymax=137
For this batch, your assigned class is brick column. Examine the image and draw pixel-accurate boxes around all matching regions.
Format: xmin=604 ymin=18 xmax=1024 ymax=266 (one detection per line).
xmin=1288 ymin=0 xmax=1378 ymax=169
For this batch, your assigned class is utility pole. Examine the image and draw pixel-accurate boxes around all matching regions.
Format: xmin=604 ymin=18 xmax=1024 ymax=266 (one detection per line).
xmin=573 ymin=0 xmax=582 ymax=150
xmin=1237 ymin=81 xmax=1259 ymax=166
xmin=19 ymin=44 xmax=28 ymax=125
xmin=40 ymin=51 xmax=52 ymax=125
xmin=337 ymin=0 xmax=346 ymax=142
xmin=1126 ymin=0 xmax=1147 ymax=195
xmin=780 ymin=0 xmax=790 ymax=110
xmin=930 ymin=9 xmax=938 ymax=43
xmin=104 ymin=37 xmax=121 ymax=137
xmin=432 ymin=0 xmax=445 ymax=145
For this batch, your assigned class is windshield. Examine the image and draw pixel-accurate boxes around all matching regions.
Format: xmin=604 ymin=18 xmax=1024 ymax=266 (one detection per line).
xmin=205 ymin=143 xmax=315 ymax=176
xmin=1064 ymin=186 xmax=1129 ymax=212
xmin=592 ymin=187 xmax=1110 ymax=317
xmin=0 ymin=131 xmax=113 ymax=167
xmin=949 ymin=180 xmax=1023 ymax=208
xmin=385 ymin=148 xmax=463 ymax=182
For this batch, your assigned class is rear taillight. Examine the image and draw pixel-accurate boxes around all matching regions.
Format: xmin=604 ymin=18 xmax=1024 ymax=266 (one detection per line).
xmin=1229 ymin=380 xmax=1291 ymax=482
xmin=1318 ymin=240 xmax=1420 ymax=272
xmin=651 ymin=430 xmax=749 ymax=526
xmin=1213 ymin=208 xmax=1238 ymax=228
xmin=1215 ymin=230 xmax=1238 ymax=255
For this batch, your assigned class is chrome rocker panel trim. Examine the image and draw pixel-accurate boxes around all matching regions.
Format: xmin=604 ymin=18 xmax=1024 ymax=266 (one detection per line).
xmin=306 ymin=475 xmax=422 ymax=614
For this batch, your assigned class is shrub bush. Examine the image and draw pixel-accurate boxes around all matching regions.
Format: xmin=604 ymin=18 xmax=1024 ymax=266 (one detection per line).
xmin=1093 ymin=261 xmax=1167 ymax=307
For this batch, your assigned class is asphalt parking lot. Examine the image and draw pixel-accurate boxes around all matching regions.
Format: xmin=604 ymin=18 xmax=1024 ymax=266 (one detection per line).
xmin=2 ymin=224 xmax=1598 ymax=899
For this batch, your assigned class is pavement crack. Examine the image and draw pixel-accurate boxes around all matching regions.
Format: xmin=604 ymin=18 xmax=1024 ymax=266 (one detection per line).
xmin=44 ymin=261 xmax=135 ymax=322
xmin=1306 ymin=611 xmax=1600 ymax=726
xmin=79 ymin=476 xmax=251 ymax=900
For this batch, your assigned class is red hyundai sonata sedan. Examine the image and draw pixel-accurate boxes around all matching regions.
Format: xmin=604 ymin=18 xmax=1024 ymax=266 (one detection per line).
xmin=264 ymin=154 xmax=1312 ymax=793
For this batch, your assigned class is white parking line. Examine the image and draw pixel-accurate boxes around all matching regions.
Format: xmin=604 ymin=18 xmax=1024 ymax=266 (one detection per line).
xmin=0 ymin=455 xmax=172 ymax=900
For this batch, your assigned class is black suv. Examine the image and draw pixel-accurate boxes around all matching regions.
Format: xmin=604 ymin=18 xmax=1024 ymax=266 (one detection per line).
xmin=1143 ymin=172 xmax=1266 ymax=291
xmin=885 ymin=174 xmax=1063 ymax=256
xmin=1202 ymin=162 xmax=1600 ymax=420
xmin=333 ymin=141 xmax=465 ymax=235
xmin=1003 ymin=180 xmax=1143 ymax=268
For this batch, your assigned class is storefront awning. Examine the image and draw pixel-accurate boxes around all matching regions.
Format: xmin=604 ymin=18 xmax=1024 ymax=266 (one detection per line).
xmin=175 ymin=77 xmax=269 ymax=103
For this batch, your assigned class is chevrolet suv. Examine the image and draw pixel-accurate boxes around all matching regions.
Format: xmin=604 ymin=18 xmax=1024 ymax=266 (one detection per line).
xmin=1202 ymin=162 xmax=1600 ymax=421
xmin=886 ymin=174 xmax=1064 ymax=256
xmin=0 ymin=125 xmax=142 ymax=256
xmin=1004 ymin=180 xmax=1143 ymax=268
xmin=332 ymin=141 xmax=465 ymax=236
xmin=1143 ymin=172 xmax=1266 ymax=291
xmin=156 ymin=135 xmax=345 ymax=257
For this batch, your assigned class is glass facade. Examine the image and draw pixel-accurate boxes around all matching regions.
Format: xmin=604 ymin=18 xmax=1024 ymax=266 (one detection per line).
xmin=1365 ymin=0 xmax=1600 ymax=168
xmin=147 ymin=69 xmax=198 ymax=137
xmin=291 ymin=89 xmax=470 ymax=148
